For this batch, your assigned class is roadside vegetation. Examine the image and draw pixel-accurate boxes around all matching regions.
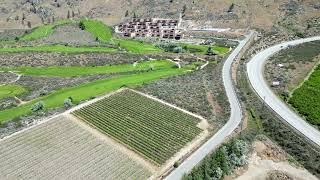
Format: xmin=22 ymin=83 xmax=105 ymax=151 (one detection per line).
xmin=183 ymin=139 xmax=249 ymax=180
xmin=265 ymin=41 xmax=320 ymax=128
xmin=73 ymin=90 xmax=202 ymax=165
xmin=0 ymin=60 xmax=174 ymax=77
xmin=237 ymin=63 xmax=320 ymax=178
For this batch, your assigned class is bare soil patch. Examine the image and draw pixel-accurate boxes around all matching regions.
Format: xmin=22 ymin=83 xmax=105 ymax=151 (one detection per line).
xmin=234 ymin=138 xmax=318 ymax=180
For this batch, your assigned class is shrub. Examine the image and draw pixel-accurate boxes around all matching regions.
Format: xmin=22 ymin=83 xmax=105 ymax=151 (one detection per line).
xmin=31 ymin=101 xmax=44 ymax=112
xmin=64 ymin=97 xmax=73 ymax=109
xmin=173 ymin=161 xmax=180 ymax=168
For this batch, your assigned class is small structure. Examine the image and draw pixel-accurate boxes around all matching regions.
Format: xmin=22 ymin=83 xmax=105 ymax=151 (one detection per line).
xmin=116 ymin=18 xmax=183 ymax=40
xmin=277 ymin=63 xmax=284 ymax=68
xmin=272 ymin=81 xmax=280 ymax=87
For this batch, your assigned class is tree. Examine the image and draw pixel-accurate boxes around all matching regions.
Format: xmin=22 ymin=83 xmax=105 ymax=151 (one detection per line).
xmin=206 ymin=46 xmax=215 ymax=56
xmin=173 ymin=46 xmax=184 ymax=53
xmin=125 ymin=10 xmax=129 ymax=17
xmin=64 ymin=97 xmax=73 ymax=109
xmin=173 ymin=161 xmax=180 ymax=168
xmin=31 ymin=102 xmax=45 ymax=112
xmin=79 ymin=21 xmax=85 ymax=30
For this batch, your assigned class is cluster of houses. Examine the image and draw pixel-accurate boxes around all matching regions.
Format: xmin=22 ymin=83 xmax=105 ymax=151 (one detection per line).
xmin=115 ymin=18 xmax=183 ymax=40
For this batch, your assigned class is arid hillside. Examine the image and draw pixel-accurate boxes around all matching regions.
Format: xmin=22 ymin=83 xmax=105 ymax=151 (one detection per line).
xmin=0 ymin=0 xmax=319 ymax=33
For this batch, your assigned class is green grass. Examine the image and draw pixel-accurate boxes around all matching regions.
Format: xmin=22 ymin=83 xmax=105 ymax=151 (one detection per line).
xmin=0 ymin=60 xmax=175 ymax=77
xmin=113 ymin=39 xmax=163 ymax=54
xmin=0 ymin=45 xmax=117 ymax=53
xmin=289 ymin=65 xmax=320 ymax=128
xmin=0 ymin=67 xmax=191 ymax=123
xmin=0 ymin=85 xmax=26 ymax=100
xmin=73 ymin=90 xmax=202 ymax=165
xmin=179 ymin=43 xmax=230 ymax=55
xmin=80 ymin=19 xmax=113 ymax=43
xmin=79 ymin=19 xmax=162 ymax=53
xmin=20 ymin=20 xmax=71 ymax=41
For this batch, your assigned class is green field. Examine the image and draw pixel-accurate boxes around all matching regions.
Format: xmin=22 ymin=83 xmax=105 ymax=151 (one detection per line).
xmin=20 ymin=20 xmax=71 ymax=41
xmin=179 ymin=43 xmax=230 ymax=55
xmin=80 ymin=19 xmax=113 ymax=43
xmin=79 ymin=19 xmax=162 ymax=53
xmin=0 ymin=67 xmax=191 ymax=123
xmin=0 ymin=60 xmax=175 ymax=77
xmin=0 ymin=85 xmax=26 ymax=100
xmin=289 ymin=65 xmax=320 ymax=128
xmin=0 ymin=45 xmax=117 ymax=53
xmin=73 ymin=90 xmax=202 ymax=165
xmin=113 ymin=39 xmax=163 ymax=54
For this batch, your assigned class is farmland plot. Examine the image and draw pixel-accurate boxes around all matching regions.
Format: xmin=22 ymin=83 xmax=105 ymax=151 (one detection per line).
xmin=0 ymin=115 xmax=152 ymax=180
xmin=73 ymin=89 xmax=203 ymax=165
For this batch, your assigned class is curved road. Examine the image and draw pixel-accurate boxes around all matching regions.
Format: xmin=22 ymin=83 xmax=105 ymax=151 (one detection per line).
xmin=165 ymin=31 xmax=254 ymax=180
xmin=247 ymin=36 xmax=320 ymax=146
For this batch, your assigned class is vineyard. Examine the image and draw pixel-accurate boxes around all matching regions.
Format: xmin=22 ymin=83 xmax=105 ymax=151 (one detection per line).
xmin=73 ymin=90 xmax=203 ymax=165
xmin=0 ymin=115 xmax=152 ymax=179
xmin=289 ymin=65 xmax=320 ymax=129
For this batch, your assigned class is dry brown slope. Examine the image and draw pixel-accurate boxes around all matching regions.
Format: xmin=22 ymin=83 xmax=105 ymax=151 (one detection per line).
xmin=0 ymin=0 xmax=319 ymax=31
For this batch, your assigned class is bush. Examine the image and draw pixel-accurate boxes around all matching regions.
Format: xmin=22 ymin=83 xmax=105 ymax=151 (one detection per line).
xmin=64 ymin=97 xmax=73 ymax=109
xmin=173 ymin=46 xmax=184 ymax=53
xmin=183 ymin=139 xmax=249 ymax=180
xmin=173 ymin=161 xmax=180 ymax=168
xmin=31 ymin=101 xmax=44 ymax=112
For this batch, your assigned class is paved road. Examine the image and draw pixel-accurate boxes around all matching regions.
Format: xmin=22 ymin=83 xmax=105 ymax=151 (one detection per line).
xmin=247 ymin=36 xmax=320 ymax=147
xmin=165 ymin=31 xmax=254 ymax=180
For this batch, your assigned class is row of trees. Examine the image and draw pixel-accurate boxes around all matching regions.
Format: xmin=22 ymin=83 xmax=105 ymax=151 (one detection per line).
xmin=31 ymin=97 xmax=73 ymax=113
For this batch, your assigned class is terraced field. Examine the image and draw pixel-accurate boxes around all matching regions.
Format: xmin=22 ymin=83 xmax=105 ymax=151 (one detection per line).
xmin=73 ymin=89 xmax=203 ymax=165
xmin=0 ymin=115 xmax=152 ymax=179
xmin=0 ymin=60 xmax=175 ymax=77
xmin=0 ymin=85 xmax=26 ymax=100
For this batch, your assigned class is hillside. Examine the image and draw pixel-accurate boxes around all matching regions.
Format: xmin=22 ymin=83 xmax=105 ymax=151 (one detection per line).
xmin=1 ymin=0 xmax=319 ymax=33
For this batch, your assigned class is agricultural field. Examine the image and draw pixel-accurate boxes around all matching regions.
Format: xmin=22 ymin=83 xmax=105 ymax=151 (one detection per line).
xmin=19 ymin=20 xmax=72 ymax=42
xmin=80 ymin=19 xmax=113 ymax=42
xmin=0 ymin=60 xmax=175 ymax=77
xmin=0 ymin=65 xmax=192 ymax=123
xmin=0 ymin=115 xmax=152 ymax=179
xmin=289 ymin=65 xmax=320 ymax=129
xmin=73 ymin=89 xmax=203 ymax=165
xmin=179 ymin=43 xmax=230 ymax=55
xmin=0 ymin=45 xmax=117 ymax=54
xmin=0 ymin=85 xmax=26 ymax=100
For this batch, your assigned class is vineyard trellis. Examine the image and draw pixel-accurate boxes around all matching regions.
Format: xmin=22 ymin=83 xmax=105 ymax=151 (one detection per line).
xmin=73 ymin=90 xmax=203 ymax=165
